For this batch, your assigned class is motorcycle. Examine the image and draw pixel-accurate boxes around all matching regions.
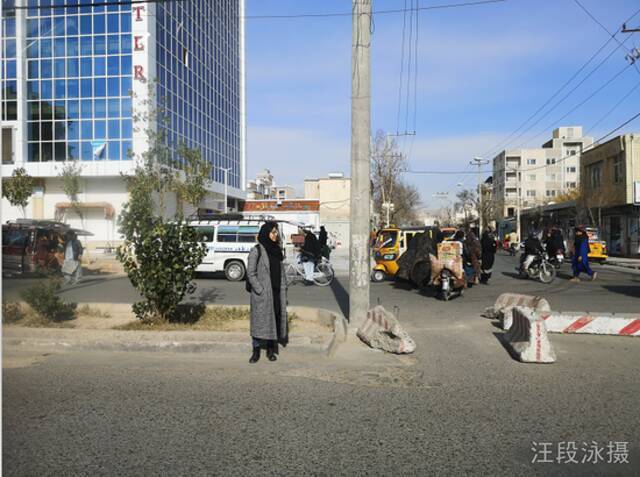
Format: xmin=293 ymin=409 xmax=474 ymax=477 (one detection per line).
xmin=518 ymin=252 xmax=556 ymax=284
xmin=437 ymin=267 xmax=465 ymax=301
xmin=548 ymin=250 xmax=565 ymax=269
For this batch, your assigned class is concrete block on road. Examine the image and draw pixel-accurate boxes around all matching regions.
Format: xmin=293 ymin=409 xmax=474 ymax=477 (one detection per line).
xmin=356 ymin=305 xmax=416 ymax=354
xmin=502 ymin=307 xmax=556 ymax=363
xmin=485 ymin=293 xmax=551 ymax=330
xmin=539 ymin=311 xmax=640 ymax=336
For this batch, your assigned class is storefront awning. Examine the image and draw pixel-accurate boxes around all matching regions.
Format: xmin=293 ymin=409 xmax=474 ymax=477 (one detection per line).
xmin=55 ymin=202 xmax=115 ymax=220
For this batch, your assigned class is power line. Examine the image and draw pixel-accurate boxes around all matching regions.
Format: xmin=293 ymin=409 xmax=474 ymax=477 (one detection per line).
xmin=494 ymin=109 xmax=640 ymax=175
xmin=405 ymin=169 xmax=491 ymax=174
xmin=11 ymin=0 xmax=179 ymax=10
xmin=585 ymin=78 xmax=640 ymax=134
xmin=479 ymin=5 xmax=640 ymax=159
xmin=503 ymin=36 xmax=634 ymax=152
xmin=396 ymin=0 xmax=409 ymax=136
xmin=511 ymin=61 xmax=633 ymax=150
xmin=243 ymin=0 xmax=508 ymax=20
xmin=10 ymin=0 xmax=507 ymax=14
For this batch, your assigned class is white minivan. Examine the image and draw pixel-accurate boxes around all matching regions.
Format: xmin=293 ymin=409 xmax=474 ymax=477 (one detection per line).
xmin=190 ymin=218 xmax=298 ymax=281
xmin=189 ymin=219 xmax=265 ymax=281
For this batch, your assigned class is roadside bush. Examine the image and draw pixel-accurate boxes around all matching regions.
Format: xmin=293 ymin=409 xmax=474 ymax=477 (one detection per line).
xmin=21 ymin=278 xmax=77 ymax=322
xmin=2 ymin=301 xmax=25 ymax=323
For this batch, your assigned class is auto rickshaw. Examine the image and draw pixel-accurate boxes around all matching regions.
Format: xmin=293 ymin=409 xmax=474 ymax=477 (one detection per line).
xmin=586 ymin=227 xmax=608 ymax=262
xmin=371 ymin=226 xmax=436 ymax=282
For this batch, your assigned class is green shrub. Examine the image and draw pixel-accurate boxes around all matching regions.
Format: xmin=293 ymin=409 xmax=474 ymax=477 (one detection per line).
xmin=21 ymin=278 xmax=77 ymax=322
xmin=2 ymin=301 xmax=25 ymax=323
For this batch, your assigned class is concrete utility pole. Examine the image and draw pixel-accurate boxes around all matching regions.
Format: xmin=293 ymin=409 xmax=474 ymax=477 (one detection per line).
xmin=349 ymin=0 xmax=371 ymax=327
xmin=470 ymin=157 xmax=490 ymax=232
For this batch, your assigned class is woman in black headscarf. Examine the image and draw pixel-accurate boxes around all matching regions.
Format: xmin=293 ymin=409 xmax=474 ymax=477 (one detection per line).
xmin=246 ymin=221 xmax=288 ymax=363
xmin=480 ymin=227 xmax=497 ymax=284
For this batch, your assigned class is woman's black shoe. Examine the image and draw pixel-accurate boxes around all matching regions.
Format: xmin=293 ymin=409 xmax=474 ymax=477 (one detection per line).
xmin=266 ymin=349 xmax=277 ymax=362
xmin=249 ymin=348 xmax=260 ymax=364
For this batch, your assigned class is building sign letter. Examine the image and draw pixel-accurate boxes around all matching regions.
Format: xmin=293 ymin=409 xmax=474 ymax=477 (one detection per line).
xmin=133 ymin=6 xmax=145 ymax=21
xmin=134 ymin=35 xmax=144 ymax=51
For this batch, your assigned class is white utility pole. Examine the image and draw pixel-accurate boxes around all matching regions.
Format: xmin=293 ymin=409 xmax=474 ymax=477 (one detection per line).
xmin=349 ymin=0 xmax=371 ymax=327
xmin=221 ymin=167 xmax=231 ymax=213
xmin=470 ymin=156 xmax=490 ymax=232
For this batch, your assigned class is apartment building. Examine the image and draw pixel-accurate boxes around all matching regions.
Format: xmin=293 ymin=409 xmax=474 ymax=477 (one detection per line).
xmin=492 ymin=127 xmax=593 ymax=219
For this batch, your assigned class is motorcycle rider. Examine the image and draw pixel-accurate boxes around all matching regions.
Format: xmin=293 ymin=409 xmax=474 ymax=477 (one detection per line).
xmin=519 ymin=230 xmax=545 ymax=273
xmin=545 ymin=227 xmax=565 ymax=258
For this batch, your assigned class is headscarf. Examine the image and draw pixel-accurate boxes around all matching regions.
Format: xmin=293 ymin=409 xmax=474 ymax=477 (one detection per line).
xmin=258 ymin=221 xmax=283 ymax=289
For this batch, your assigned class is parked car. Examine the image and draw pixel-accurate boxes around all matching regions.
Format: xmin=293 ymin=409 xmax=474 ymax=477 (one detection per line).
xmin=2 ymin=219 xmax=92 ymax=276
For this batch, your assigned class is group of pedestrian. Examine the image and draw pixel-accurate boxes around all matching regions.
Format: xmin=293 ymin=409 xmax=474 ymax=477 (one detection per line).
xmin=451 ymin=227 xmax=498 ymax=286
xmin=517 ymin=225 xmax=597 ymax=282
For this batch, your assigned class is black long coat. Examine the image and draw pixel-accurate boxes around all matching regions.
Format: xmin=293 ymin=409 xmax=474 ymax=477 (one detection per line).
xmin=480 ymin=232 xmax=497 ymax=271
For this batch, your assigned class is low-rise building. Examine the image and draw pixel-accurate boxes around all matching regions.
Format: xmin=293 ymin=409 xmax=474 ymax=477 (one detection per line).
xmin=246 ymin=169 xmax=296 ymax=200
xmin=580 ymin=133 xmax=640 ymax=256
xmin=304 ymin=172 xmax=351 ymax=248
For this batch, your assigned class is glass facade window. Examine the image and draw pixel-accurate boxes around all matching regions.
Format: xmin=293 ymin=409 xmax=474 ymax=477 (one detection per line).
xmin=155 ymin=0 xmax=242 ymax=188
xmin=2 ymin=1 xmax=18 ymax=121
xmin=23 ymin=0 xmax=132 ymax=162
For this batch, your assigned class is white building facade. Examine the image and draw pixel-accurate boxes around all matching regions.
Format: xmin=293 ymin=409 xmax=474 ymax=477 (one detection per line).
xmin=492 ymin=127 xmax=593 ymax=219
xmin=1 ymin=0 xmax=246 ymax=250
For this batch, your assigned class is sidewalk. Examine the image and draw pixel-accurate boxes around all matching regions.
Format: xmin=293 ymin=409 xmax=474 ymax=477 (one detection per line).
xmin=604 ymin=256 xmax=640 ymax=271
xmin=2 ymin=305 xmax=348 ymax=356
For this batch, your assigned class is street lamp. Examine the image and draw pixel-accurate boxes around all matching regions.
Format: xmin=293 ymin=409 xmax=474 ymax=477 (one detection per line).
xmin=470 ymin=156 xmax=490 ymax=232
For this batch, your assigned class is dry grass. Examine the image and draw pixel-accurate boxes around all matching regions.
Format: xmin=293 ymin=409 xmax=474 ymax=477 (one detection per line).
xmin=77 ymin=304 xmax=112 ymax=318
xmin=2 ymin=301 xmax=73 ymax=328
xmin=115 ymin=306 xmax=298 ymax=332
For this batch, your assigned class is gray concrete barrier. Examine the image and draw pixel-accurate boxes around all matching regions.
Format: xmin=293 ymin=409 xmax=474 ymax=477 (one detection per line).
xmin=502 ymin=307 xmax=556 ymax=363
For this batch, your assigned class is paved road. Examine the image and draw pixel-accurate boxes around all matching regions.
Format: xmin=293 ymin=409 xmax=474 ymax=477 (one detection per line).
xmin=3 ymin=253 xmax=640 ymax=475
xmin=3 ymin=253 xmax=640 ymax=319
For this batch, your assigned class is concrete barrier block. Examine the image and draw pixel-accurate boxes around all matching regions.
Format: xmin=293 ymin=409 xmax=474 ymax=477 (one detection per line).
xmin=485 ymin=293 xmax=551 ymax=330
xmin=356 ymin=305 xmax=416 ymax=354
xmin=502 ymin=307 xmax=556 ymax=363
xmin=540 ymin=312 xmax=640 ymax=336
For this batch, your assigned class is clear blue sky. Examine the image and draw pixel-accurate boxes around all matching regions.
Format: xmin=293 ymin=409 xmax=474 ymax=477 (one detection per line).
xmin=244 ymin=0 xmax=640 ymax=206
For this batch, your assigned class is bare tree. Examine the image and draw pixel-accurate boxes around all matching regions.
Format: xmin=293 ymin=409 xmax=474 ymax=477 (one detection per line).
xmin=455 ymin=189 xmax=477 ymax=229
xmin=370 ymin=129 xmax=421 ymax=227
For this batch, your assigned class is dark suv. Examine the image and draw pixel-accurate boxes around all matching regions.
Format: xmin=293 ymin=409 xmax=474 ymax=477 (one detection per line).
xmin=2 ymin=220 xmax=91 ymax=276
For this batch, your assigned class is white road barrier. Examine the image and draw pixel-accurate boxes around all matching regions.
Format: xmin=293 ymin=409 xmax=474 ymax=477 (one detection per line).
xmin=485 ymin=293 xmax=551 ymax=330
xmin=356 ymin=305 xmax=416 ymax=354
xmin=539 ymin=312 xmax=640 ymax=336
xmin=502 ymin=307 xmax=556 ymax=363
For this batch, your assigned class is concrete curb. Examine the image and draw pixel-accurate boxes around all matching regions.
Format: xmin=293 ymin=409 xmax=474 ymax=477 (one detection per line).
xmin=539 ymin=311 xmax=640 ymax=336
xmin=2 ymin=304 xmax=349 ymax=356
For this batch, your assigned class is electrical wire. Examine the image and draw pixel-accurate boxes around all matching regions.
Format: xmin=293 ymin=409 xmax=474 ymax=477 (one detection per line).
xmin=479 ymin=5 xmax=640 ymax=159
xmin=494 ymin=109 xmax=640 ymax=175
xmin=585 ymin=78 xmax=640 ymax=134
xmin=242 ymin=0 xmax=508 ymax=20
xmin=11 ymin=0 xmax=180 ymax=10
xmin=511 ymin=61 xmax=633 ymax=150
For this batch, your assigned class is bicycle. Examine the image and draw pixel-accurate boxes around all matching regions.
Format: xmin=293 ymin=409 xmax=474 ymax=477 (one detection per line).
xmin=285 ymin=254 xmax=334 ymax=286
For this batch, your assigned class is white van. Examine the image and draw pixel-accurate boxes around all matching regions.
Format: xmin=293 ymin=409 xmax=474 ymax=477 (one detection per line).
xmin=190 ymin=219 xmax=295 ymax=281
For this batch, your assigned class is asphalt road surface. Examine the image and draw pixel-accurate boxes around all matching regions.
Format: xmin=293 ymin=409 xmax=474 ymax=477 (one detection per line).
xmin=3 ymin=253 xmax=640 ymax=475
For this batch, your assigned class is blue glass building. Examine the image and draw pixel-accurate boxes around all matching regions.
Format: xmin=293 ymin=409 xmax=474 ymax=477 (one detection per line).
xmin=1 ymin=0 xmax=246 ymax=245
